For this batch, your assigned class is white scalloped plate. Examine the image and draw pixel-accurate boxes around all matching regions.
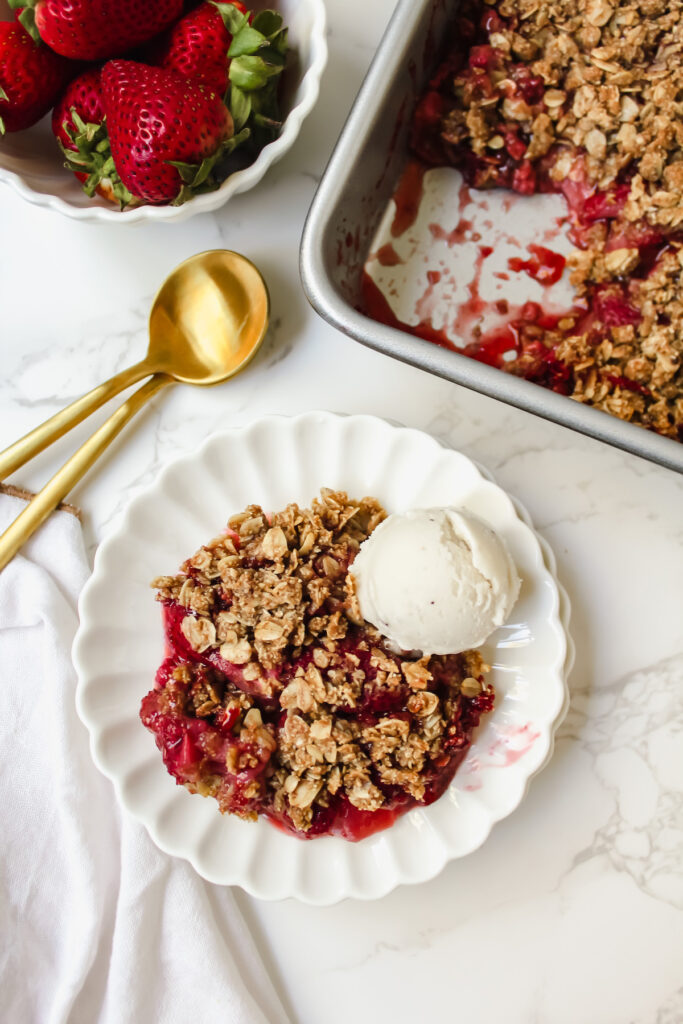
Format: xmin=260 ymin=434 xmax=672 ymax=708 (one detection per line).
xmin=74 ymin=412 xmax=572 ymax=904
xmin=0 ymin=0 xmax=326 ymax=223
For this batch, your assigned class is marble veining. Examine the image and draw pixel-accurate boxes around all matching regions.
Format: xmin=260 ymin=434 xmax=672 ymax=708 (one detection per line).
xmin=1 ymin=0 xmax=682 ymax=1021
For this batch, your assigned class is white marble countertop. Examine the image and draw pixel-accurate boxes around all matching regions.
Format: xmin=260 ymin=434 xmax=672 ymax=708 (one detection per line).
xmin=1 ymin=1 xmax=682 ymax=1021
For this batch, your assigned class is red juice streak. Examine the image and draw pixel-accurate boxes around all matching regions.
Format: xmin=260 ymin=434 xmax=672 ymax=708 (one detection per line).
xmin=361 ymin=272 xmax=456 ymax=352
xmin=458 ymin=178 xmax=472 ymax=212
xmin=361 ymin=270 xmax=578 ymax=379
xmin=542 ymin=218 xmax=566 ymax=243
xmin=415 ymin=270 xmax=442 ymax=322
xmin=508 ymin=244 xmax=566 ymax=284
xmin=362 ymin=263 xmax=580 ymax=376
xmin=488 ymin=723 xmax=540 ymax=767
xmin=375 ymin=242 xmax=403 ymax=267
xmin=449 ymin=238 xmax=494 ymax=344
xmin=499 ymin=736 xmax=539 ymax=766
xmin=429 ymin=219 xmax=473 ymax=245
xmin=391 ymin=160 xmax=427 ymax=237
xmin=427 ymin=174 xmax=476 ymax=244
xmin=462 ymin=242 xmax=495 ymax=311
xmin=464 ymin=324 xmax=520 ymax=367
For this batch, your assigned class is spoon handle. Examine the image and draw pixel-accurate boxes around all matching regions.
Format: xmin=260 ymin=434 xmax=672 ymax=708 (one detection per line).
xmin=0 ymin=359 xmax=151 ymax=483
xmin=0 ymin=374 xmax=172 ymax=573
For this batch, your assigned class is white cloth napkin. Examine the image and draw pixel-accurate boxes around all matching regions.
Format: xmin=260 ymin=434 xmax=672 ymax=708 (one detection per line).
xmin=0 ymin=495 xmax=289 ymax=1024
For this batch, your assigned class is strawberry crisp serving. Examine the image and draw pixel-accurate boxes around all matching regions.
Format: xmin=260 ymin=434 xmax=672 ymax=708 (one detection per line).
xmin=406 ymin=0 xmax=683 ymax=440
xmin=141 ymin=490 xmax=494 ymax=841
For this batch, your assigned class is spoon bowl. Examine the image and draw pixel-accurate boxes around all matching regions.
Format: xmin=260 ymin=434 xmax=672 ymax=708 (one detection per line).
xmin=148 ymin=250 xmax=270 ymax=385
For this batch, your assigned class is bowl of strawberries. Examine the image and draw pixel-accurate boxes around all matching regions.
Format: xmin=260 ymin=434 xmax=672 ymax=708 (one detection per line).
xmin=0 ymin=0 xmax=326 ymax=221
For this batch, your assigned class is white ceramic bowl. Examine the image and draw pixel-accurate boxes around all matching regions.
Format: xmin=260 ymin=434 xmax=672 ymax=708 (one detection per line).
xmin=0 ymin=0 xmax=326 ymax=223
xmin=74 ymin=413 xmax=572 ymax=904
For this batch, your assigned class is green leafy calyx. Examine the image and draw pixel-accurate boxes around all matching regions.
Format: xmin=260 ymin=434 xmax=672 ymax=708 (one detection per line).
xmin=8 ymin=1 xmax=41 ymax=43
xmin=60 ymin=110 xmax=133 ymax=209
xmin=167 ymin=126 xmax=250 ymax=205
xmin=213 ymin=8 xmax=288 ymax=144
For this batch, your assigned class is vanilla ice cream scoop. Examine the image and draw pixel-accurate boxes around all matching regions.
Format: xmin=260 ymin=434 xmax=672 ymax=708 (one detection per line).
xmin=350 ymin=507 xmax=520 ymax=655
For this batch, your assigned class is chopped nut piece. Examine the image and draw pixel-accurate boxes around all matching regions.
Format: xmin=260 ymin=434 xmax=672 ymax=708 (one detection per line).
xmin=254 ymin=619 xmax=284 ymax=642
xmin=310 ymin=717 xmax=333 ymax=741
xmin=584 ymin=128 xmax=607 ymax=160
xmin=261 ymin=526 xmax=288 ymax=560
xmin=289 ymin=778 xmax=323 ymax=809
xmin=243 ymin=708 xmax=263 ymax=729
xmin=298 ymin=530 xmax=316 ymax=556
xmin=181 ymin=615 xmax=216 ymax=653
xmin=402 ymin=658 xmax=433 ymax=690
xmin=313 ymin=647 xmax=331 ymax=669
xmin=461 ymin=676 xmax=483 ymax=698
xmin=603 ymin=248 xmax=639 ymax=274
xmin=345 ymin=777 xmax=384 ymax=812
xmin=544 ymin=89 xmax=566 ymax=108
xmin=219 ymin=638 xmax=252 ymax=664
xmin=406 ymin=691 xmax=440 ymax=717
xmin=321 ymin=555 xmax=340 ymax=577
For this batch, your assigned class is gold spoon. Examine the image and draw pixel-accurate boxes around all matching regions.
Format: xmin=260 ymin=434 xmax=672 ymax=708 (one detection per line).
xmin=0 ymin=250 xmax=269 ymax=572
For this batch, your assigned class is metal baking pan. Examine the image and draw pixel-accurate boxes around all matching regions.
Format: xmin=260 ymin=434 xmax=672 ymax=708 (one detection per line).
xmin=300 ymin=0 xmax=683 ymax=474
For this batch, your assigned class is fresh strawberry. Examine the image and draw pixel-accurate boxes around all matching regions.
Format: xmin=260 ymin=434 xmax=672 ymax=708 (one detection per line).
xmin=149 ymin=4 xmax=288 ymax=148
xmin=100 ymin=60 xmax=247 ymax=206
xmin=0 ymin=19 xmax=71 ymax=133
xmin=148 ymin=1 xmax=248 ymax=97
xmin=9 ymin=0 xmax=184 ymax=62
xmin=51 ymin=67 xmax=132 ymax=206
xmin=52 ymin=67 xmax=104 ymax=152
